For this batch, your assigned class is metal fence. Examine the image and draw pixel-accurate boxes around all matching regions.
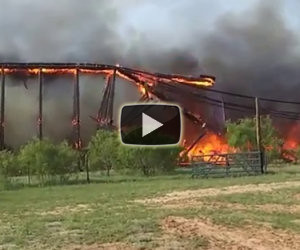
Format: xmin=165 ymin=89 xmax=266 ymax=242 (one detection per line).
xmin=191 ymin=151 xmax=266 ymax=177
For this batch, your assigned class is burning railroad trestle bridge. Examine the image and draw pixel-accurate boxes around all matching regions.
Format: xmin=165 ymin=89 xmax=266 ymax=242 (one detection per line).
xmin=0 ymin=62 xmax=215 ymax=154
xmin=3 ymin=63 xmax=292 ymax=174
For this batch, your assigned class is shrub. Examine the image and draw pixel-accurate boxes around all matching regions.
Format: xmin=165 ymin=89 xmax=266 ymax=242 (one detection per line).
xmin=0 ymin=150 xmax=17 ymax=178
xmin=18 ymin=138 xmax=78 ymax=184
xmin=0 ymin=172 xmax=5 ymax=190
xmin=117 ymin=146 xmax=182 ymax=176
xmin=0 ymin=150 xmax=16 ymax=190
xmin=226 ymin=116 xmax=283 ymax=162
xmin=88 ymin=130 xmax=120 ymax=176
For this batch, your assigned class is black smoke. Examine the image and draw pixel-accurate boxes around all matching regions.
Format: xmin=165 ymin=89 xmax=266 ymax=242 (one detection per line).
xmin=0 ymin=0 xmax=299 ymax=146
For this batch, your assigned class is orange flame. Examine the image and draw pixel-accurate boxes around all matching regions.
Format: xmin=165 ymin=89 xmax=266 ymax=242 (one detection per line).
xmin=74 ymin=139 xmax=82 ymax=150
xmin=1 ymin=67 xmax=214 ymax=88
xmin=72 ymin=118 xmax=79 ymax=126
xmin=281 ymin=124 xmax=300 ymax=162
xmin=283 ymin=123 xmax=300 ymax=151
xmin=186 ymin=132 xmax=235 ymax=161
xmin=171 ymin=76 xmax=214 ymax=87
xmin=138 ymin=84 xmax=147 ymax=96
xmin=283 ymin=139 xmax=298 ymax=150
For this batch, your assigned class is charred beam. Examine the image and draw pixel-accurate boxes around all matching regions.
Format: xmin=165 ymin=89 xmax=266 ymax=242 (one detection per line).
xmin=0 ymin=66 xmax=5 ymax=150
xmin=38 ymin=69 xmax=43 ymax=140
xmin=97 ymin=75 xmax=111 ymax=129
xmin=73 ymin=68 xmax=81 ymax=149
xmin=0 ymin=63 xmax=215 ymax=90
xmin=185 ymin=131 xmax=207 ymax=156
xmin=107 ymin=69 xmax=116 ymax=125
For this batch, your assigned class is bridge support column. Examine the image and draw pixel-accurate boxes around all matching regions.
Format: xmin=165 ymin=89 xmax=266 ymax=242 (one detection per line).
xmin=0 ymin=67 xmax=5 ymax=150
xmin=73 ymin=68 xmax=81 ymax=149
xmin=38 ymin=68 xmax=43 ymax=140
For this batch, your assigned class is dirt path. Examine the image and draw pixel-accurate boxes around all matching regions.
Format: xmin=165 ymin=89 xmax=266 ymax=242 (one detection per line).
xmin=136 ymin=181 xmax=300 ymax=205
xmin=162 ymin=216 xmax=300 ymax=250
xmin=67 ymin=181 xmax=300 ymax=250
xmin=159 ymin=199 xmax=300 ymax=214
xmin=66 ymin=243 xmax=135 ymax=250
xmin=133 ymin=180 xmax=300 ymax=249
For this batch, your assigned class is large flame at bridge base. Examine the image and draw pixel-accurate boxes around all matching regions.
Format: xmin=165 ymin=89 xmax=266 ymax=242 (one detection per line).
xmin=186 ymin=132 xmax=236 ymax=159
xmin=281 ymin=123 xmax=300 ymax=162
xmin=185 ymin=126 xmax=300 ymax=163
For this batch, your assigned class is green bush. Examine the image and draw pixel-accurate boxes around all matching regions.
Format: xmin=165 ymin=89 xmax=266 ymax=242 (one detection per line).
xmin=0 ymin=150 xmax=18 ymax=177
xmin=88 ymin=130 xmax=120 ymax=176
xmin=88 ymin=130 xmax=181 ymax=176
xmin=117 ymin=146 xmax=182 ymax=176
xmin=18 ymin=138 xmax=78 ymax=184
xmin=226 ymin=116 xmax=283 ymax=162
xmin=0 ymin=150 xmax=16 ymax=190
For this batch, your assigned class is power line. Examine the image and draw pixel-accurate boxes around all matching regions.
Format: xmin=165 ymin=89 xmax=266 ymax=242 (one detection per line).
xmin=193 ymin=92 xmax=300 ymax=116
xmin=194 ymin=86 xmax=300 ymax=105
xmin=155 ymin=82 xmax=300 ymax=120
xmin=193 ymin=94 xmax=300 ymax=121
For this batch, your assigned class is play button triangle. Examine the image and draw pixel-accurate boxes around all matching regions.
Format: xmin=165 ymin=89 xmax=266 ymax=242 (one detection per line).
xmin=142 ymin=113 xmax=163 ymax=137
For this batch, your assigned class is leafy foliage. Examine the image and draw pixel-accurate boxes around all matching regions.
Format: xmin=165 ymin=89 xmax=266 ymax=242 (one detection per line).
xmin=18 ymin=138 xmax=78 ymax=184
xmin=0 ymin=150 xmax=18 ymax=178
xmin=117 ymin=145 xmax=181 ymax=176
xmin=0 ymin=150 xmax=16 ymax=190
xmin=88 ymin=130 xmax=120 ymax=176
xmin=226 ymin=118 xmax=256 ymax=151
xmin=226 ymin=116 xmax=283 ymax=161
xmin=88 ymin=129 xmax=181 ymax=176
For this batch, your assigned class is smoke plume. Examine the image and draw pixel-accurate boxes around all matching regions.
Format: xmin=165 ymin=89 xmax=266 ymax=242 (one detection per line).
xmin=0 ymin=0 xmax=299 ymax=146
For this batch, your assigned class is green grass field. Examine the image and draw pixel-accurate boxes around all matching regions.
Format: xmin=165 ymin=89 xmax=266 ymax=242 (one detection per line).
xmin=1 ymin=165 xmax=300 ymax=249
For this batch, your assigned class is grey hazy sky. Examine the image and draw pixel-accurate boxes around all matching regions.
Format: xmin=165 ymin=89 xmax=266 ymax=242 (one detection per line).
xmin=1 ymin=0 xmax=300 ymax=145
xmin=123 ymin=0 xmax=299 ymax=48
xmin=0 ymin=0 xmax=299 ymax=63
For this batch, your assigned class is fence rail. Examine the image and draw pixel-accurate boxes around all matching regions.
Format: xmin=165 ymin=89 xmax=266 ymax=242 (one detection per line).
xmin=191 ymin=151 xmax=266 ymax=177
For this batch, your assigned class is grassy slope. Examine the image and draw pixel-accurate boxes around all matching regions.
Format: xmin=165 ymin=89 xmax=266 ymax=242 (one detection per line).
xmin=0 ymin=165 xmax=300 ymax=249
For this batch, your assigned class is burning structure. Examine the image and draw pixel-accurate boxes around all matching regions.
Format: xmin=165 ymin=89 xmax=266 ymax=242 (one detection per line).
xmin=1 ymin=1 xmax=300 ymax=162
xmin=0 ymin=62 xmax=299 ymax=164
xmin=1 ymin=61 xmax=300 ymax=164
xmin=0 ymin=62 xmax=216 ymax=154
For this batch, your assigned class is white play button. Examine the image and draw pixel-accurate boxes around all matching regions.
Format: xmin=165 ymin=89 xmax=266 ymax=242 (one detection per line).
xmin=142 ymin=113 xmax=163 ymax=137
xmin=120 ymin=104 xmax=181 ymax=145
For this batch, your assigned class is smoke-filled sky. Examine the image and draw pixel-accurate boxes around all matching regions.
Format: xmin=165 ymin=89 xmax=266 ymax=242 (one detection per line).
xmin=0 ymin=0 xmax=300 ymax=146
xmin=1 ymin=0 xmax=299 ymax=97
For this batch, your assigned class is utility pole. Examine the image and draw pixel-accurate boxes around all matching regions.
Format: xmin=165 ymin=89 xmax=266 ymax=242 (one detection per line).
xmin=255 ymin=97 xmax=264 ymax=173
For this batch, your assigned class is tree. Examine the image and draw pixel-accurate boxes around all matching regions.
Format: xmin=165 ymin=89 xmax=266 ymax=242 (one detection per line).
xmin=88 ymin=130 xmax=120 ymax=176
xmin=0 ymin=150 xmax=18 ymax=178
xmin=0 ymin=150 xmax=17 ymax=190
xmin=226 ymin=116 xmax=283 ymax=160
xmin=117 ymin=145 xmax=182 ymax=176
xmin=18 ymin=138 xmax=78 ymax=184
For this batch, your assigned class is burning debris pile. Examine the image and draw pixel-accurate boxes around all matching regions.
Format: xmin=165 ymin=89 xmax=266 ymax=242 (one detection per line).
xmin=281 ymin=123 xmax=300 ymax=162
